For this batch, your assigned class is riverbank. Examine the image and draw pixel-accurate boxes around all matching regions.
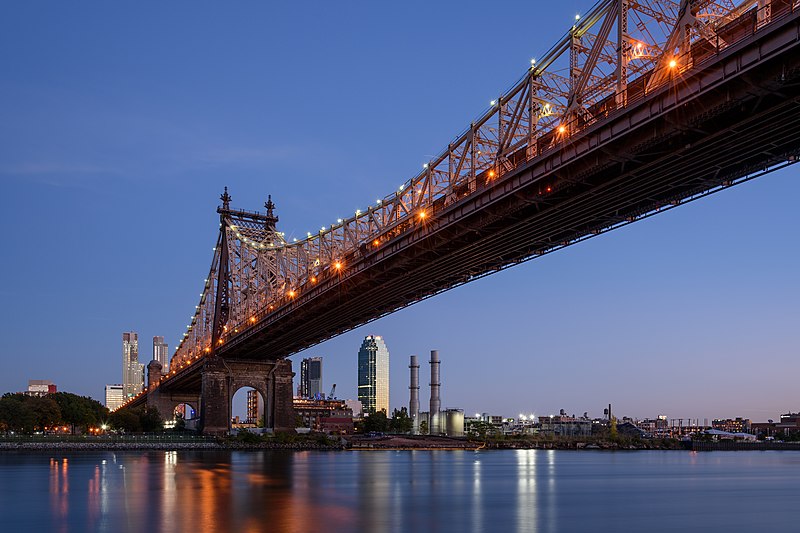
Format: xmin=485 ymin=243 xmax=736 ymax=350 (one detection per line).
xmin=5 ymin=435 xmax=789 ymax=452
xmin=0 ymin=440 xmax=346 ymax=451
xmin=1 ymin=436 xmax=675 ymax=452
xmin=689 ymin=440 xmax=800 ymax=451
xmin=349 ymin=435 xmax=480 ymax=450
xmin=348 ymin=435 xmax=686 ymax=450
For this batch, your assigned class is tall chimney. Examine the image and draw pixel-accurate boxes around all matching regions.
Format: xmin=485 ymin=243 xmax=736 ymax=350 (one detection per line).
xmin=429 ymin=350 xmax=440 ymax=435
xmin=409 ymin=355 xmax=419 ymax=433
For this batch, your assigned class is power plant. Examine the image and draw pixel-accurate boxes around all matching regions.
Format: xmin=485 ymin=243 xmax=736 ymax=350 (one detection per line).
xmin=409 ymin=350 xmax=463 ymax=437
xmin=429 ymin=350 xmax=441 ymax=435
xmin=408 ymin=355 xmax=419 ymax=433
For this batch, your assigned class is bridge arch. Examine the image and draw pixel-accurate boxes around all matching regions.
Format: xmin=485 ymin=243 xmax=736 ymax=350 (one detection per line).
xmin=174 ymin=402 xmax=198 ymax=420
xmin=197 ymin=358 xmax=295 ymax=434
xmin=231 ymin=385 xmax=267 ymax=428
xmin=145 ymin=393 xmax=201 ymax=427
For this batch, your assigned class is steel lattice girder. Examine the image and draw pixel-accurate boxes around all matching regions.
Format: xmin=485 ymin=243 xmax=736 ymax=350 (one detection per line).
xmin=157 ymin=0 xmax=794 ymax=385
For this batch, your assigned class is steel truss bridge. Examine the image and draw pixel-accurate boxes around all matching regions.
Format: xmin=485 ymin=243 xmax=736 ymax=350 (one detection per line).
xmin=124 ymin=0 xmax=800 ymax=427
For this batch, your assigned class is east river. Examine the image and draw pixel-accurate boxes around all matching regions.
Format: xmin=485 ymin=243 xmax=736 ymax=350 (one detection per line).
xmin=1 ymin=449 xmax=800 ymax=532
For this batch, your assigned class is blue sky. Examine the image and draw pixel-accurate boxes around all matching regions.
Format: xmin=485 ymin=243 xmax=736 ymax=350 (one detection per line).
xmin=1 ymin=1 xmax=797 ymax=422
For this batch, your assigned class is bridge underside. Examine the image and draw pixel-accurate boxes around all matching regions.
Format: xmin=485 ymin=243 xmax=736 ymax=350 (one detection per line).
xmin=220 ymin=11 xmax=800 ymax=361
xmin=131 ymin=10 xmax=800 ymax=436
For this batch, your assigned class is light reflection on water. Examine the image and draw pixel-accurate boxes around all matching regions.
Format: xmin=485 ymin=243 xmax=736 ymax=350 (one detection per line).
xmin=2 ymin=450 xmax=800 ymax=532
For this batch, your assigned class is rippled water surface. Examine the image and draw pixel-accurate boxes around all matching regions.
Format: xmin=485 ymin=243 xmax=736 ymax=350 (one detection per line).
xmin=2 ymin=449 xmax=800 ymax=532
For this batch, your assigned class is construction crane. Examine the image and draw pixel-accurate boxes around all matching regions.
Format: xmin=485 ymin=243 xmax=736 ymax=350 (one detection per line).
xmin=328 ymin=384 xmax=336 ymax=400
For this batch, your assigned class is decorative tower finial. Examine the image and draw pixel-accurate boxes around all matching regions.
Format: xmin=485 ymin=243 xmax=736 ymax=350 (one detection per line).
xmin=220 ymin=187 xmax=231 ymax=211
xmin=264 ymin=194 xmax=279 ymax=230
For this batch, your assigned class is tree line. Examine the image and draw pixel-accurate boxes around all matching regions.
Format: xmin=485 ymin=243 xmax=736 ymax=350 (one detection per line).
xmin=361 ymin=408 xmax=413 ymax=434
xmin=0 ymin=392 xmax=108 ymax=433
xmin=0 ymin=392 xmax=164 ymax=434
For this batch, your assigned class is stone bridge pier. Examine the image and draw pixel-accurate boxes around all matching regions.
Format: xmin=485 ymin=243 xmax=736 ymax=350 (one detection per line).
xmin=147 ymin=361 xmax=201 ymax=421
xmin=199 ymin=357 xmax=295 ymax=435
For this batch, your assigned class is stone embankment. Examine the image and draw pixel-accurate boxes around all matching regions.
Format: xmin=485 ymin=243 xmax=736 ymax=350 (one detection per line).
xmin=0 ymin=441 xmax=345 ymax=451
xmin=484 ymin=439 xmax=684 ymax=450
xmin=347 ymin=435 xmax=685 ymax=451
xmin=689 ymin=440 xmax=800 ymax=451
xmin=349 ymin=435 xmax=480 ymax=450
xmin=0 ymin=436 xmax=687 ymax=452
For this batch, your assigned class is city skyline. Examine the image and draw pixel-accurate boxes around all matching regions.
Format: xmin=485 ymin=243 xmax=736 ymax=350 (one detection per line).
xmin=1 ymin=1 xmax=798 ymax=422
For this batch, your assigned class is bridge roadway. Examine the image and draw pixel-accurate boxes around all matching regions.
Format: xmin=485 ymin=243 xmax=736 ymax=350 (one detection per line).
xmin=128 ymin=7 xmax=800 ymax=414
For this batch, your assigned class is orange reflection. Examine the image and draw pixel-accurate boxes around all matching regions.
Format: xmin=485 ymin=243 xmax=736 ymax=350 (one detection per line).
xmin=49 ymin=457 xmax=69 ymax=533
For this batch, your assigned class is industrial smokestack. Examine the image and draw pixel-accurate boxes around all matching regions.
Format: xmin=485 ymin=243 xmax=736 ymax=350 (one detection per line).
xmin=409 ymin=355 xmax=420 ymax=432
xmin=429 ymin=350 xmax=440 ymax=435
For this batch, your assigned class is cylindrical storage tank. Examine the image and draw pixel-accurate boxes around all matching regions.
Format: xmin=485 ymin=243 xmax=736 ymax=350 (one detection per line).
xmin=445 ymin=409 xmax=464 ymax=437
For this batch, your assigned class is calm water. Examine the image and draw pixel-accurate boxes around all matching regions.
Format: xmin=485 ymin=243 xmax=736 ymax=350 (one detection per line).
xmin=1 ymin=449 xmax=799 ymax=532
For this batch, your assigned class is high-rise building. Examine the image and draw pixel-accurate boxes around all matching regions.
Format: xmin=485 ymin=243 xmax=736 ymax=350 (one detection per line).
xmin=122 ymin=332 xmax=144 ymax=399
xmin=357 ymin=335 xmax=389 ymax=415
xmin=105 ymin=384 xmax=125 ymax=411
xmin=152 ymin=336 xmax=169 ymax=373
xmin=247 ymin=389 xmax=264 ymax=425
xmin=300 ymin=357 xmax=323 ymax=399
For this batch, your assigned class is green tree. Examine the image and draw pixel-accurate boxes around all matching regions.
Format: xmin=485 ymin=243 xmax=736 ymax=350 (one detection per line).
xmin=390 ymin=408 xmax=413 ymax=434
xmin=363 ymin=409 xmax=389 ymax=433
xmin=419 ymin=420 xmax=429 ymax=435
xmin=0 ymin=394 xmax=36 ymax=433
xmin=29 ymin=396 xmax=61 ymax=430
xmin=140 ymin=406 xmax=164 ymax=432
xmin=50 ymin=392 xmax=108 ymax=433
xmin=467 ymin=421 xmax=492 ymax=439
xmin=109 ymin=409 xmax=142 ymax=432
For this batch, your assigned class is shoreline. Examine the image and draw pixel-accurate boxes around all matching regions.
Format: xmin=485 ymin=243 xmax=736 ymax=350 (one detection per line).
xmin=0 ymin=439 xmax=669 ymax=452
xmin=3 ymin=437 xmax=797 ymax=452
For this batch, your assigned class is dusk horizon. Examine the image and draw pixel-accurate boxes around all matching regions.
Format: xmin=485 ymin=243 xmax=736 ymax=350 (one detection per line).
xmin=2 ymin=0 xmax=798 ymax=424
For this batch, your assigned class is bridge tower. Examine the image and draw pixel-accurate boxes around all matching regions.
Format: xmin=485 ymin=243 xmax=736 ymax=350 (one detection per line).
xmin=196 ymin=189 xmax=295 ymax=435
